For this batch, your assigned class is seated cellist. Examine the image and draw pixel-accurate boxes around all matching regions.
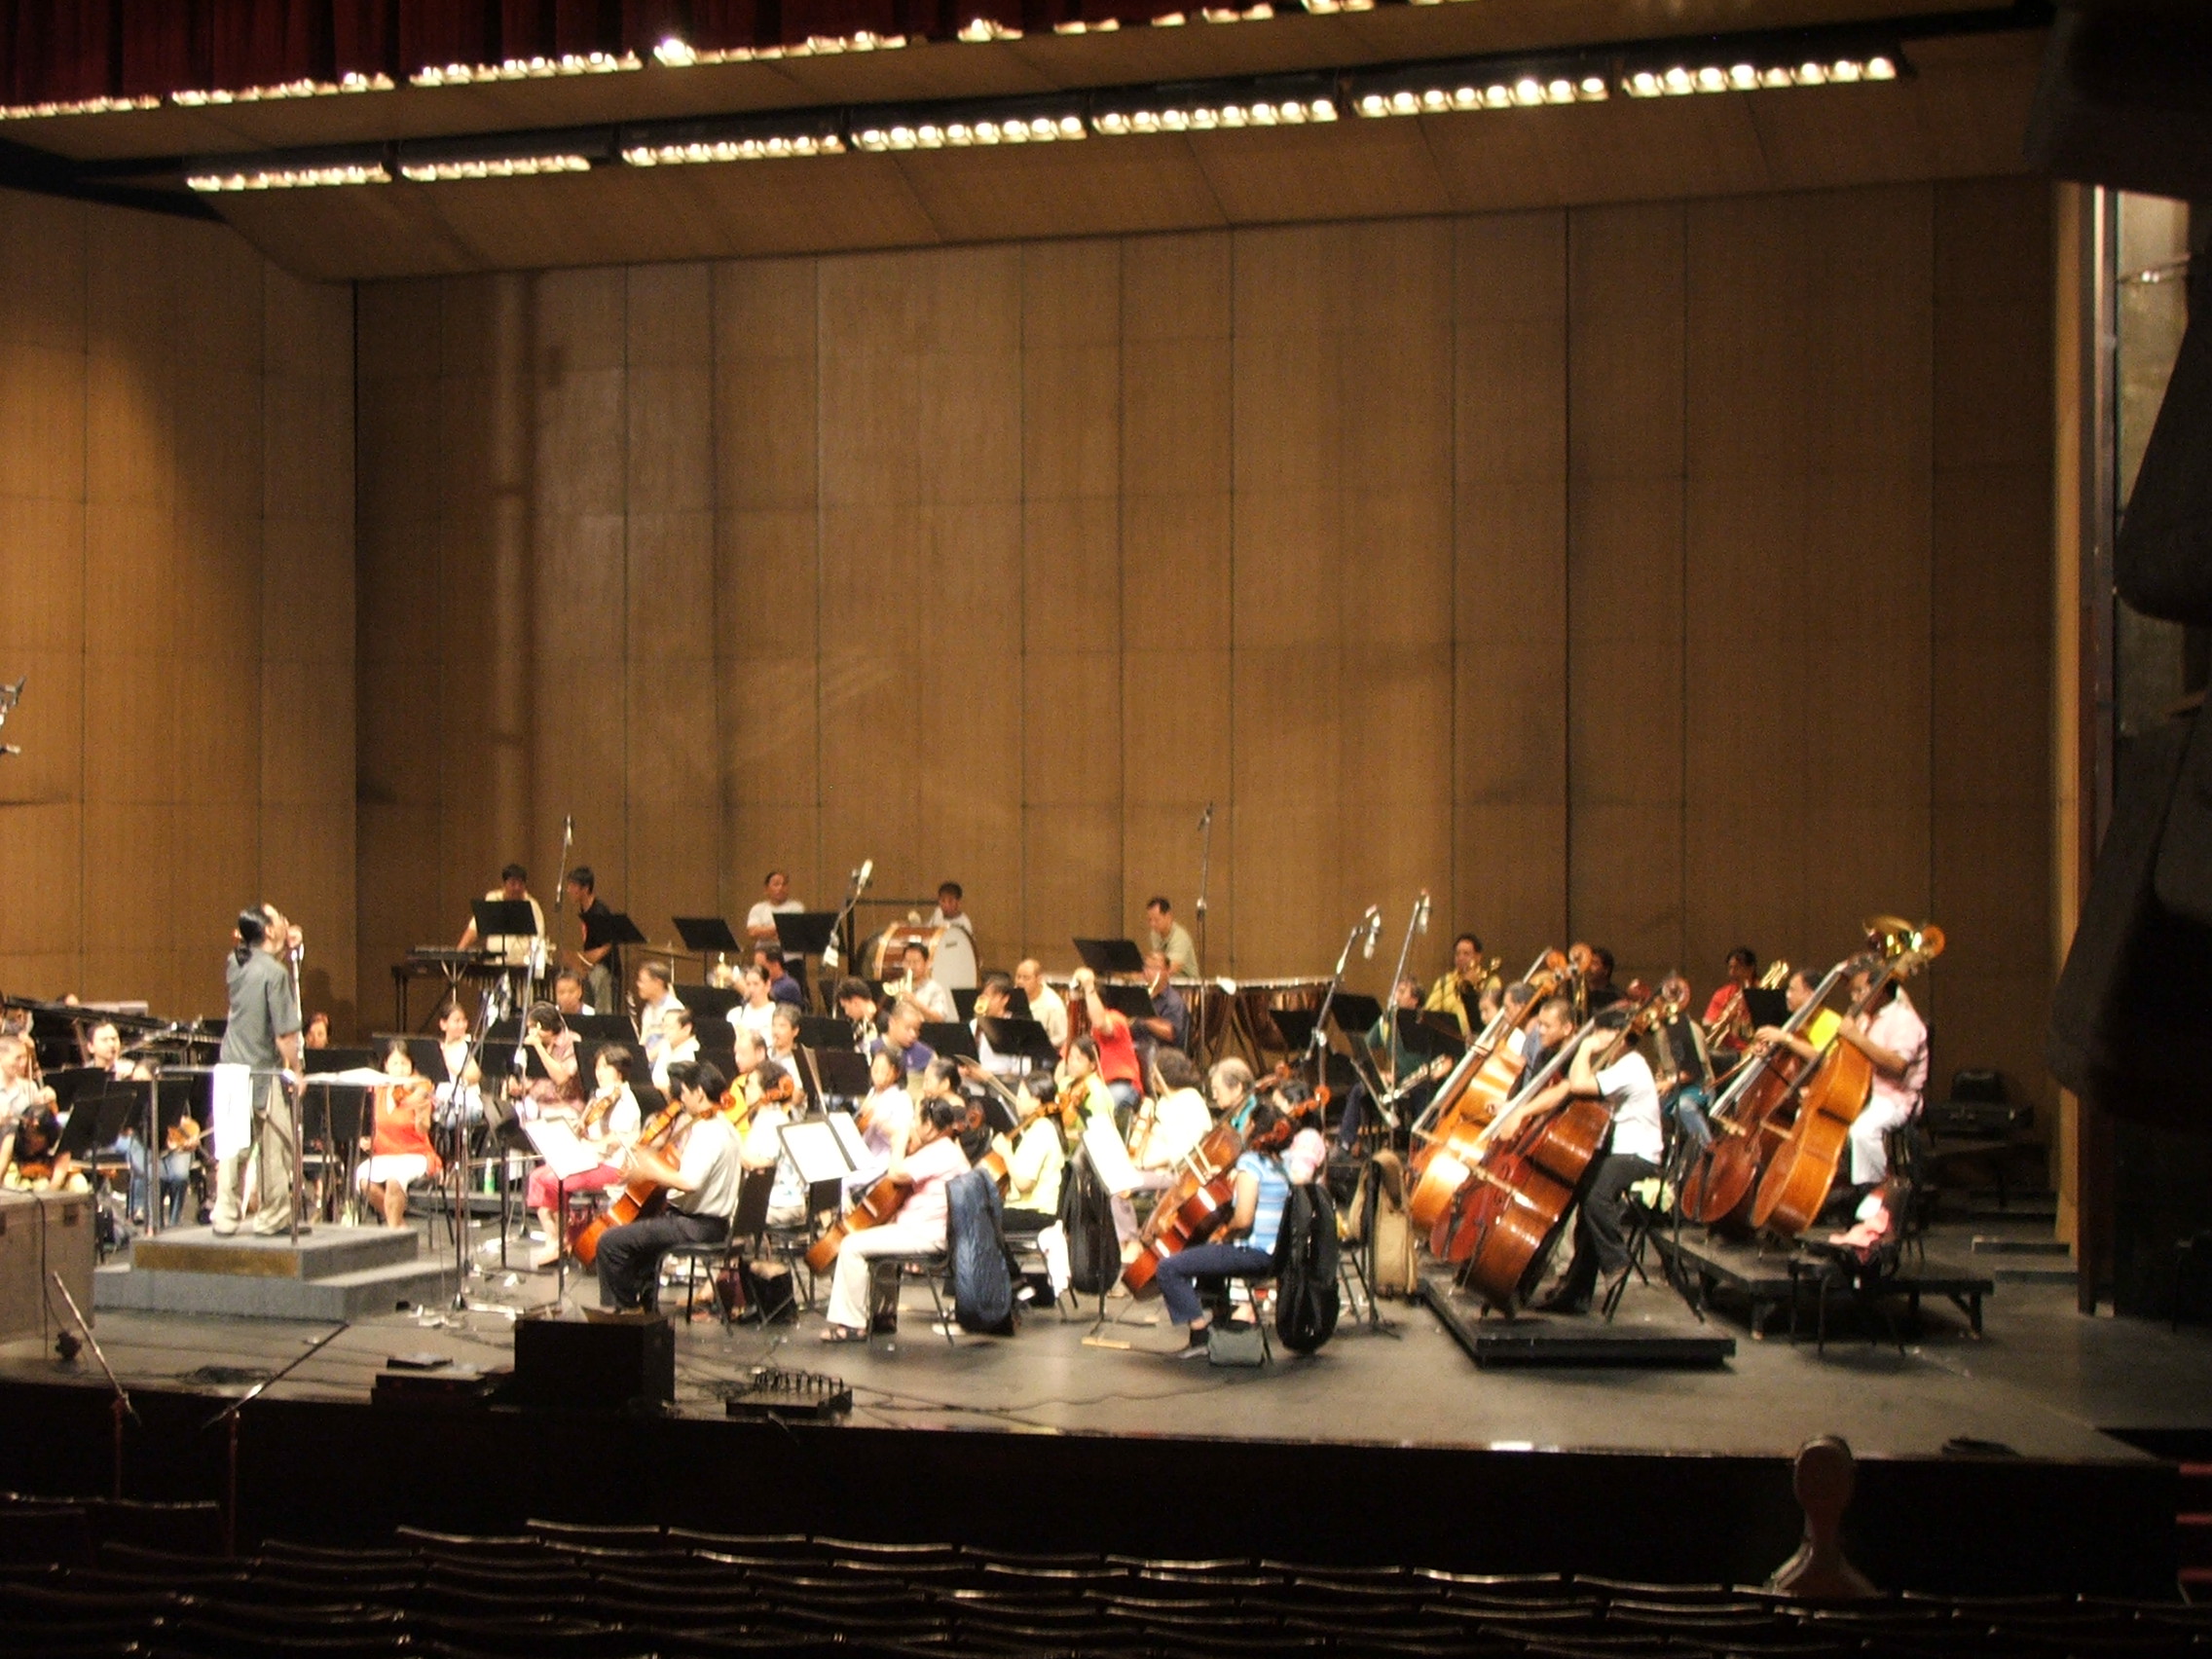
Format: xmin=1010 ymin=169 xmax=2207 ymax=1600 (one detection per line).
xmin=819 ymin=1094 xmax=972 ymax=1344
xmin=1154 ymin=1098 xmax=1293 ymax=1359
xmin=597 ymin=1060 xmax=745 ymax=1313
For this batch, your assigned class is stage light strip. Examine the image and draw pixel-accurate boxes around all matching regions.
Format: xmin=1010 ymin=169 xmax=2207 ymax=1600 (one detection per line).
xmin=852 ymin=105 xmax=1087 ymax=152
xmin=187 ymin=161 xmax=391 ymax=192
xmin=171 ymin=73 xmax=395 ymax=107
xmin=0 ymin=94 xmax=160 ymax=121
xmin=1351 ymin=72 xmax=1607 ymax=117
xmin=1090 ymin=75 xmax=1338 ymax=136
xmin=1620 ymin=52 xmax=1897 ymax=97
xmin=397 ymin=153 xmax=593 ymax=181
xmin=410 ymin=53 xmax=641 ymax=89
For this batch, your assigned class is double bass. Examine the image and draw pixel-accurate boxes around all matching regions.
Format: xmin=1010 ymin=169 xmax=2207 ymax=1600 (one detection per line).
xmin=1406 ymin=950 xmax=1570 ymax=1235
xmin=1751 ymin=919 xmax=1943 ymax=1238
xmin=1436 ymin=985 xmax=1675 ymax=1315
xmin=1677 ymin=960 xmax=1851 ymax=1230
xmin=571 ymin=1095 xmax=688 ymax=1268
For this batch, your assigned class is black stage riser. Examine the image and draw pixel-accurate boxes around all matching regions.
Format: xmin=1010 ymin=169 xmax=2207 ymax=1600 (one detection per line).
xmin=0 ymin=1378 xmax=2176 ymax=1598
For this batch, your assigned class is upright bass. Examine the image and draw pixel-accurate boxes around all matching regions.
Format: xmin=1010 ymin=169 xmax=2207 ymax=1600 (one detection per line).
xmin=1751 ymin=918 xmax=1942 ymax=1238
xmin=1436 ymin=985 xmax=1677 ymax=1315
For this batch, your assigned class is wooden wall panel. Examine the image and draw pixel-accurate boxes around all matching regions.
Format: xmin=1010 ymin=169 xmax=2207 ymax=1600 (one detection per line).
xmin=1454 ymin=210 xmax=1568 ymax=978
xmin=342 ymin=176 xmax=2056 ymax=1112
xmin=0 ymin=190 xmax=352 ymax=1025
xmin=1567 ymin=201 xmax=1685 ymax=985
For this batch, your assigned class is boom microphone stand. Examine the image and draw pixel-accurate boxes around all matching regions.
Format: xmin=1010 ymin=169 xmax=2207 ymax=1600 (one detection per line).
xmin=1193 ymin=803 xmax=1213 ymax=1062
xmin=818 ymin=859 xmax=874 ymax=987
xmin=1308 ymin=906 xmax=1382 ymax=1088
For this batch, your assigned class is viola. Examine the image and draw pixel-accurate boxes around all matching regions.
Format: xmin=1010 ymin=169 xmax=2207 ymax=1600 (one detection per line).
xmin=958 ymin=1062 xmax=1060 ymax=1191
xmin=571 ymin=1098 xmax=687 ymax=1268
xmin=718 ymin=1071 xmax=795 ymax=1134
xmin=1750 ymin=920 xmax=1942 ymax=1238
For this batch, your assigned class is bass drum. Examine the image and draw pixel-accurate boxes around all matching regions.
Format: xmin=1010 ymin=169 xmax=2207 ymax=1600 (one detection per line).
xmin=860 ymin=923 xmax=943 ymax=982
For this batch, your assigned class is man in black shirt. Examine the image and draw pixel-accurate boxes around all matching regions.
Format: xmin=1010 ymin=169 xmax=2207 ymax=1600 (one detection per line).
xmin=564 ymin=866 xmax=621 ymax=1016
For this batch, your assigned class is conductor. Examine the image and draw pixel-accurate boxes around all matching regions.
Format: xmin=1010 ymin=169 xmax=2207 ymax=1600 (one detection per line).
xmin=211 ymin=904 xmax=307 ymax=1238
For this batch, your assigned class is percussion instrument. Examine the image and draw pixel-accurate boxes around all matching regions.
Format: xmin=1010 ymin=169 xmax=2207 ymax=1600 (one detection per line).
xmin=860 ymin=923 xmax=944 ymax=983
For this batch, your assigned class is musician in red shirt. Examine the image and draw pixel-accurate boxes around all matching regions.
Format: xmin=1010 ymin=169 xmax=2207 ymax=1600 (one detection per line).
xmin=1071 ymin=967 xmax=1143 ymax=1121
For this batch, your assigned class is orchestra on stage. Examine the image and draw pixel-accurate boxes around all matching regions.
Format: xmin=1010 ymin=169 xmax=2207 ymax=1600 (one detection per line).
xmin=0 ymin=859 xmax=1937 ymax=1351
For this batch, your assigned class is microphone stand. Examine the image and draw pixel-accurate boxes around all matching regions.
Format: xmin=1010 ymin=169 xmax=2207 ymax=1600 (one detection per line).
xmin=1193 ymin=804 xmax=1213 ymax=1063
xmin=1307 ymin=910 xmax=1378 ymax=1090
xmin=1379 ymin=892 xmax=1429 ymax=1094
xmin=48 ymin=1272 xmax=137 ymax=1498
xmin=820 ymin=862 xmax=873 ymax=983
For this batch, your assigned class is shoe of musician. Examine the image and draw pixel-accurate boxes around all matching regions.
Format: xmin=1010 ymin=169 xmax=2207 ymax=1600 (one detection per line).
xmin=1530 ymin=1290 xmax=1588 ymax=1315
xmin=528 ymin=1244 xmax=561 ymax=1271
xmin=1172 ymin=1326 xmax=1212 ymax=1359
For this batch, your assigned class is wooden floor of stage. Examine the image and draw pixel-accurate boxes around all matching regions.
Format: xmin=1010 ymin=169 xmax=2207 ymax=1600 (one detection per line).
xmin=8 ymin=1214 xmax=2210 ymax=1469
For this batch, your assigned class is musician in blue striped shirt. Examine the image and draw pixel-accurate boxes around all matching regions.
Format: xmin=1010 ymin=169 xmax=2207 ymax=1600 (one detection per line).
xmin=1155 ymin=1098 xmax=1294 ymax=1359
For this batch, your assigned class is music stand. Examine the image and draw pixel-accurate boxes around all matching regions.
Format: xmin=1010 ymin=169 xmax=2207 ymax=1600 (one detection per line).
xmin=1397 ymin=1009 xmax=1464 ymax=1061
xmin=1329 ymin=992 xmax=1382 ymax=1038
xmin=799 ymin=1015 xmax=856 ymax=1052
xmin=1095 ymin=983 xmax=1155 ymax=1022
xmin=920 ymin=1021 xmax=977 ymax=1063
xmin=1073 ymin=939 xmax=1144 ymax=977
xmin=952 ymin=988 xmax=979 ymax=1023
xmin=681 ymin=984 xmax=742 ymax=1023
xmin=775 ymin=911 xmax=841 ymax=960
xmin=472 ymin=898 xmax=539 ymax=946
xmin=978 ymin=1016 xmax=1058 ymax=1073
xmin=1270 ymin=1008 xmax=1319 ymax=1056
xmin=674 ymin=916 xmax=742 ymax=956
xmin=1745 ymin=987 xmax=1789 ymax=1027
xmin=811 ymin=1049 xmax=872 ymax=1104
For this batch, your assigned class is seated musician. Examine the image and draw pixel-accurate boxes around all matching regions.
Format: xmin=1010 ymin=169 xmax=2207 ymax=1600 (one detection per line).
xmin=1509 ymin=996 xmax=1578 ymax=1099
xmin=159 ymin=1111 xmax=203 ymax=1227
xmin=1422 ymin=933 xmax=1493 ymax=1039
xmin=836 ymin=977 xmax=885 ymax=1044
xmin=551 ymin=968 xmax=593 ymax=1018
xmin=87 ymin=1020 xmax=152 ymax=1082
xmin=724 ymin=1025 xmax=785 ymax=1113
xmin=1269 ymin=1076 xmax=1331 ymax=1184
xmin=0 ymin=1034 xmax=56 ymax=1138
xmin=1752 ymin=968 xmax=1844 ymax=1064
xmin=1115 ymin=1050 xmax=1215 ymax=1240
xmin=819 ymin=1094 xmax=973 ymax=1343
xmin=1135 ymin=951 xmax=1189 ymax=1058
xmin=1838 ymin=968 xmax=1929 ymax=1197
xmin=767 ymin=1003 xmax=808 ymax=1093
xmin=516 ymin=1003 xmax=584 ymax=1114
xmin=730 ymin=1036 xmax=808 ymax=1229
xmin=857 ymin=1044 xmax=916 ymax=1176
xmin=901 ymin=940 xmax=958 ymax=1024
xmin=1056 ymin=1036 xmax=1119 ymax=1136
xmin=1705 ymin=947 xmax=1760 ymax=1044
xmin=995 ymin=1078 xmax=1066 ymax=1237
xmin=1208 ymin=1056 xmax=1258 ymax=1132
xmin=1143 ymin=897 xmax=1198 ymax=978
xmin=523 ymin=1046 xmax=641 ymax=1269
xmin=0 ymin=1094 xmax=83 ymax=1194
xmin=1653 ymin=969 xmax=1716 ymax=1151
xmin=457 ymin=863 xmax=545 ymax=967
xmin=756 ymin=945 xmax=805 ymax=1009
xmin=434 ymin=1000 xmax=485 ymax=1129
xmin=597 ymin=1060 xmax=745 ymax=1313
xmin=881 ymin=998 xmax=937 ymax=1077
xmin=652 ymin=1007 xmax=701 ymax=1093
xmin=357 ymin=1039 xmax=440 ymax=1228
xmin=1156 ymin=1098 xmax=1294 ymax=1357
xmin=1527 ymin=1011 xmax=1664 ymax=1315
xmin=304 ymin=1013 xmax=332 ymax=1050
xmin=1070 ymin=968 xmax=1144 ymax=1120
xmin=914 ymin=1056 xmax=982 ymax=1161
xmin=634 ymin=962 xmax=685 ymax=1061
xmin=1574 ymin=943 xmax=1625 ymax=1014
xmin=1014 ymin=959 xmax=1069 ymax=1050
xmin=728 ymin=964 xmax=777 ymax=1045
xmin=971 ymin=973 xmax=1022 ymax=1075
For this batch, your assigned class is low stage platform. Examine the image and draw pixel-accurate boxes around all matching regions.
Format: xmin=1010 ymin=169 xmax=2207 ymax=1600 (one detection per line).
xmin=1657 ymin=1229 xmax=1995 ymax=1342
xmin=2 ymin=1216 xmax=2205 ymax=1599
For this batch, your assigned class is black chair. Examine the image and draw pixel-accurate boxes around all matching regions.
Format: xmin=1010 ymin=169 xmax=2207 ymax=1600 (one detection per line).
xmin=665 ymin=1166 xmax=776 ymax=1326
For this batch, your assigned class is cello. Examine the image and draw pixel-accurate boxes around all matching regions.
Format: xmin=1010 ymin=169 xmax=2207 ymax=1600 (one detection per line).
xmin=571 ymin=1095 xmax=688 ymax=1268
xmin=1751 ymin=920 xmax=1943 ymax=1237
xmin=1677 ymin=960 xmax=1852 ymax=1230
xmin=1406 ymin=950 xmax=1570 ymax=1234
xmin=1121 ymin=1117 xmax=1246 ymax=1298
xmin=1436 ymin=985 xmax=1674 ymax=1314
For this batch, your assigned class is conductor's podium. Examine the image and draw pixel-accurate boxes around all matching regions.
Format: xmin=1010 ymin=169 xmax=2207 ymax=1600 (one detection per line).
xmin=96 ymin=1225 xmax=449 ymax=1320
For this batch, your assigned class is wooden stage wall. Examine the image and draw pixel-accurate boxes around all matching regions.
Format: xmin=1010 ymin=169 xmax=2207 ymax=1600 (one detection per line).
xmin=353 ymin=177 xmax=2052 ymax=1103
xmin=0 ymin=187 xmax=356 ymax=1026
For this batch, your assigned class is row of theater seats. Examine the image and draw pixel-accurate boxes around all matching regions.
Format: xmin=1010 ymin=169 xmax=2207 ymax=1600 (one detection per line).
xmin=0 ymin=1505 xmax=2207 ymax=1659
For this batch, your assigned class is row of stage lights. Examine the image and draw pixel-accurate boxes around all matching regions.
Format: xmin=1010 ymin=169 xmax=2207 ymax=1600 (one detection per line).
xmin=183 ymin=39 xmax=1906 ymax=192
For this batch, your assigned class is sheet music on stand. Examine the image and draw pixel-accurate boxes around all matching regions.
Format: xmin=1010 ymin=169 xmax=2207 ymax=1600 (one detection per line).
xmin=1081 ymin=1119 xmax=1141 ymax=1198
xmin=778 ymin=1119 xmax=857 ymax=1187
xmin=523 ymin=1119 xmax=603 ymax=1183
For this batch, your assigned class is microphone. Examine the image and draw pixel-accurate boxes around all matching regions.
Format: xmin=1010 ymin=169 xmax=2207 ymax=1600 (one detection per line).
xmin=1416 ymin=892 xmax=1432 ymax=934
xmin=855 ymin=858 xmax=874 ymax=891
xmin=1198 ymin=802 xmax=1213 ymax=831
xmin=1362 ymin=906 xmax=1382 ymax=959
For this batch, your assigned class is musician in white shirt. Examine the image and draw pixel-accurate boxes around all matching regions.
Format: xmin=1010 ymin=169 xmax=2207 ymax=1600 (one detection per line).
xmin=1530 ymin=1015 xmax=1663 ymax=1316
xmin=746 ymin=869 xmax=804 ymax=943
xmin=727 ymin=964 xmax=778 ymax=1045
xmin=634 ymin=961 xmax=684 ymax=1060
xmin=927 ymin=882 xmax=977 ymax=991
xmin=456 ymin=864 xmax=546 ymax=968
xmin=1014 ymin=959 xmax=1068 ymax=1049
xmin=652 ymin=1008 xmax=701 ymax=1093
xmin=901 ymin=941 xmax=958 ymax=1023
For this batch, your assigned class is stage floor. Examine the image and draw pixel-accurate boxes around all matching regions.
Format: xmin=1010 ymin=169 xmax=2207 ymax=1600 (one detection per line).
xmin=7 ymin=1216 xmax=2208 ymax=1469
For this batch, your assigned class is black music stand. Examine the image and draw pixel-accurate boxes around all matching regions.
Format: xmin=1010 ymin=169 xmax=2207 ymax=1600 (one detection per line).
xmin=1095 ymin=983 xmax=1155 ymax=1022
xmin=1745 ymin=987 xmax=1789 ymax=1027
xmin=472 ymin=898 xmax=539 ymax=947
xmin=978 ymin=1016 xmax=1058 ymax=1073
xmin=1330 ymin=992 xmax=1382 ymax=1038
xmin=812 ymin=1049 xmax=872 ymax=1104
xmin=920 ymin=1022 xmax=977 ymax=1063
xmin=682 ymin=984 xmax=742 ymax=1022
xmin=777 ymin=911 xmax=840 ymax=1005
xmin=1398 ymin=1009 xmax=1463 ymax=1061
xmin=1073 ymin=939 xmax=1144 ymax=977
xmin=799 ymin=1015 xmax=858 ymax=1051
xmin=952 ymin=988 xmax=979 ymax=1023
xmin=674 ymin=916 xmax=742 ymax=987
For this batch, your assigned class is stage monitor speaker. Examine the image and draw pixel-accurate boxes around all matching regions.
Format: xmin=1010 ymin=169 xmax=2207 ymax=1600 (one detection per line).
xmin=510 ymin=1310 xmax=675 ymax=1411
xmin=0 ymin=1191 xmax=95 ymax=1346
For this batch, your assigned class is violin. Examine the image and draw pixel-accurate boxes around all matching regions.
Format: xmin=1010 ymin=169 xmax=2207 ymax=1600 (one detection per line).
xmin=961 ymin=1066 xmax=1063 ymax=1191
xmin=718 ymin=1070 xmax=796 ymax=1134
xmin=571 ymin=1098 xmax=688 ymax=1268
